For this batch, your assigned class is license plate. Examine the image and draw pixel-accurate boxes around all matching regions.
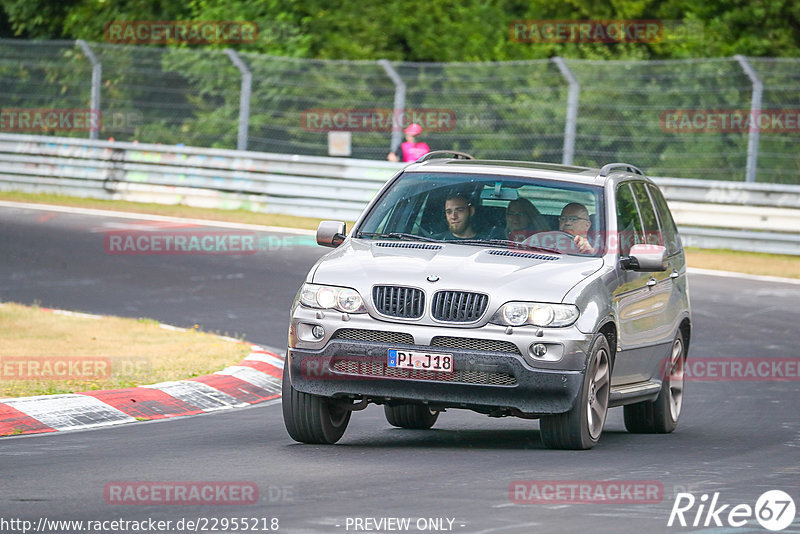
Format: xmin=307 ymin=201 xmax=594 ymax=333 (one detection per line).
xmin=387 ymin=349 xmax=453 ymax=373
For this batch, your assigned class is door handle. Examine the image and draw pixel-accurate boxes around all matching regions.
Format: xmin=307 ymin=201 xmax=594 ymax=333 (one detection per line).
xmin=646 ymin=277 xmax=657 ymax=287
xmin=670 ymin=270 xmax=680 ymax=279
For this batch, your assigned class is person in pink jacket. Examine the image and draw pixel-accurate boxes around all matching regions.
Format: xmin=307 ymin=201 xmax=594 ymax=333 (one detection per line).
xmin=387 ymin=123 xmax=431 ymax=162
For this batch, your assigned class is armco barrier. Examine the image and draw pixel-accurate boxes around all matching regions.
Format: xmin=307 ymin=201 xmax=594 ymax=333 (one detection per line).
xmin=0 ymin=133 xmax=798 ymax=255
xmin=0 ymin=133 xmax=397 ymax=222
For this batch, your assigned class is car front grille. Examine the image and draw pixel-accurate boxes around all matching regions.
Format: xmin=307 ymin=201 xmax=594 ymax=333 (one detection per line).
xmin=329 ymin=330 xmax=521 ymax=356
xmin=431 ymin=291 xmax=488 ymax=322
xmin=331 ymin=328 xmax=414 ymax=345
xmin=372 ymin=285 xmax=425 ymax=319
xmin=430 ymin=336 xmax=521 ymax=355
xmin=332 ymin=359 xmax=517 ymax=386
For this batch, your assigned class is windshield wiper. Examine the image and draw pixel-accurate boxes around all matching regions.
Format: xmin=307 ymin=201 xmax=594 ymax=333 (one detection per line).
xmin=450 ymin=238 xmax=562 ymax=254
xmin=355 ymin=232 xmax=442 ymax=243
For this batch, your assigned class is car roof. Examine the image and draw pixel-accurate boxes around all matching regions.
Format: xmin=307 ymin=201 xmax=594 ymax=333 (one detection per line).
xmin=403 ymin=158 xmax=653 ymax=188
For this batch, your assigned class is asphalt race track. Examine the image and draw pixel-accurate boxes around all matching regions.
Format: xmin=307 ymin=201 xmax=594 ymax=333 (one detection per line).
xmin=1 ymin=203 xmax=799 ymax=534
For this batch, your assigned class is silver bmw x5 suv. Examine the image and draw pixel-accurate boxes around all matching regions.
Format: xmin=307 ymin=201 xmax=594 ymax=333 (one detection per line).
xmin=282 ymin=152 xmax=691 ymax=450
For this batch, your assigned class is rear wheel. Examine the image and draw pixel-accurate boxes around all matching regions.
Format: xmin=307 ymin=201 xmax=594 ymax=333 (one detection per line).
xmin=540 ymin=335 xmax=611 ymax=450
xmin=384 ymin=404 xmax=439 ymax=429
xmin=624 ymin=332 xmax=685 ymax=434
xmin=282 ymin=361 xmax=351 ymax=444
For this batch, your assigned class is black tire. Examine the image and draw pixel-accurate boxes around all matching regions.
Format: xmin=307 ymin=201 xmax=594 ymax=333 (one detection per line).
xmin=384 ymin=404 xmax=439 ymax=429
xmin=624 ymin=332 xmax=686 ymax=434
xmin=281 ymin=360 xmax=351 ymax=444
xmin=540 ymin=335 xmax=611 ymax=450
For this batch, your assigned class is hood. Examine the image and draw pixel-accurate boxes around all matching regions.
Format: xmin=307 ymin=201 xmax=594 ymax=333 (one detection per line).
xmin=311 ymin=239 xmax=604 ymax=305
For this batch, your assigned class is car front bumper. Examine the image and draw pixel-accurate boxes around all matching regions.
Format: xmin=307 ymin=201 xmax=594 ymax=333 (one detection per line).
xmin=287 ymin=337 xmax=589 ymax=415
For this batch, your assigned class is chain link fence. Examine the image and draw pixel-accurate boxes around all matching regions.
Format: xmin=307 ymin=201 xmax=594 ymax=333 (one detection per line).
xmin=1 ymin=39 xmax=798 ymax=183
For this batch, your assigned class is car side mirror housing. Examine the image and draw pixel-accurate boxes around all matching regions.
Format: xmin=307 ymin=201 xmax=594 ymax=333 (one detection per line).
xmin=316 ymin=221 xmax=346 ymax=247
xmin=621 ymin=244 xmax=667 ymax=271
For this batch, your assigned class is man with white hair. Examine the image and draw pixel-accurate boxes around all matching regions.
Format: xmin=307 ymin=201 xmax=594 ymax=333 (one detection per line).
xmin=559 ymin=202 xmax=595 ymax=254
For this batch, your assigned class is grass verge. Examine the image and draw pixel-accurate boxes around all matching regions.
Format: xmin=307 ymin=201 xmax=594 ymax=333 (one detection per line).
xmin=684 ymin=248 xmax=800 ymax=279
xmin=0 ymin=302 xmax=252 ymax=398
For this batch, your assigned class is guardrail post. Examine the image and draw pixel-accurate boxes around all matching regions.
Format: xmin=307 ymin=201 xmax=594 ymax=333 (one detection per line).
xmin=378 ymin=59 xmax=406 ymax=157
xmin=551 ymin=57 xmax=579 ymax=166
xmin=76 ymin=40 xmax=101 ymax=141
xmin=734 ymin=55 xmax=763 ymax=183
xmin=224 ymin=49 xmax=252 ymax=151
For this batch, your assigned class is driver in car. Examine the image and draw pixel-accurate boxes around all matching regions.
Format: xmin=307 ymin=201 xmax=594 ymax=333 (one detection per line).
xmin=559 ymin=202 xmax=596 ymax=254
xmin=436 ymin=193 xmax=480 ymax=240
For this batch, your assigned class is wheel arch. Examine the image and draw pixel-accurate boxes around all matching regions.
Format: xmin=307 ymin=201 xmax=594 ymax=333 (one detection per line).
xmin=678 ymin=317 xmax=691 ymax=357
xmin=597 ymin=320 xmax=618 ymax=371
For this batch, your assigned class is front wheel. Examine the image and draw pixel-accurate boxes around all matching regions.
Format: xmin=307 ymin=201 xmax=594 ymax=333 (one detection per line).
xmin=624 ymin=332 xmax=686 ymax=434
xmin=282 ymin=361 xmax=351 ymax=444
xmin=384 ymin=404 xmax=439 ymax=429
xmin=539 ymin=335 xmax=611 ymax=450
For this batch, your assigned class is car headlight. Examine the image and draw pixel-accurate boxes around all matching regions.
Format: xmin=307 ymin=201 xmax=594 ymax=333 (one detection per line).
xmin=491 ymin=302 xmax=579 ymax=327
xmin=300 ymin=283 xmax=366 ymax=313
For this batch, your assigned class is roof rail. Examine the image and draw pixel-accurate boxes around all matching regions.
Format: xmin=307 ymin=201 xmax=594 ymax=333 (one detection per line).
xmin=598 ymin=163 xmax=644 ymax=177
xmin=416 ymin=150 xmax=475 ymax=163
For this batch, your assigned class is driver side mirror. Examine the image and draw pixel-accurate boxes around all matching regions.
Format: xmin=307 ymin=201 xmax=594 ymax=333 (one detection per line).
xmin=621 ymin=244 xmax=667 ymax=271
xmin=316 ymin=221 xmax=346 ymax=247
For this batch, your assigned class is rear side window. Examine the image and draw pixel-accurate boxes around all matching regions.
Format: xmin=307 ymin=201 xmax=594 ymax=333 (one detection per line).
xmin=615 ymin=183 xmax=643 ymax=256
xmin=647 ymin=184 xmax=682 ymax=255
xmin=631 ymin=182 xmax=662 ymax=247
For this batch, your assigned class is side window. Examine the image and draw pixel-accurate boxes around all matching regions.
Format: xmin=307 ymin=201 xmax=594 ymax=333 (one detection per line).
xmin=378 ymin=191 xmax=427 ymax=234
xmin=377 ymin=196 xmax=410 ymax=234
xmin=615 ymin=183 xmax=643 ymax=256
xmin=631 ymin=182 xmax=662 ymax=247
xmin=647 ymin=184 xmax=682 ymax=255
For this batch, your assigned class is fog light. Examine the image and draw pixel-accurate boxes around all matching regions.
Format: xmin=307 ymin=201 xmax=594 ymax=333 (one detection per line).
xmin=311 ymin=325 xmax=325 ymax=340
xmin=531 ymin=343 xmax=547 ymax=358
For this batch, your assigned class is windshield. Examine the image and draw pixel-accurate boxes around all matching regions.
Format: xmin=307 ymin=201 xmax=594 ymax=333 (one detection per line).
xmin=356 ymin=172 xmax=606 ymax=256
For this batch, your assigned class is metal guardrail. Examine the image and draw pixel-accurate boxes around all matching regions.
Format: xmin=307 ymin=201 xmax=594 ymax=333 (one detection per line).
xmin=0 ymin=133 xmax=397 ymax=221
xmin=0 ymin=133 xmax=798 ymax=255
xmin=653 ymin=177 xmax=800 ymax=208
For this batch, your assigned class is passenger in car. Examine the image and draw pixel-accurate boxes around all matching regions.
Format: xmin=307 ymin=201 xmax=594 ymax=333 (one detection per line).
xmin=559 ymin=203 xmax=596 ymax=254
xmin=505 ymin=198 xmax=549 ymax=242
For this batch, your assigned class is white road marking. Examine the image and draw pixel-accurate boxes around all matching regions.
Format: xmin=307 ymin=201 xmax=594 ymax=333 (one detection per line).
xmin=688 ymin=267 xmax=800 ymax=285
xmin=0 ymin=200 xmax=315 ymax=235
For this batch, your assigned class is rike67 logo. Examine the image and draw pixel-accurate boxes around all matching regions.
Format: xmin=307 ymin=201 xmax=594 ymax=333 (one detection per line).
xmin=668 ymin=490 xmax=796 ymax=531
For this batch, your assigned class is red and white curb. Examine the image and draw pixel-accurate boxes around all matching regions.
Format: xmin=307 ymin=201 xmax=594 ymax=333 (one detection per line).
xmin=0 ymin=309 xmax=284 ymax=437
